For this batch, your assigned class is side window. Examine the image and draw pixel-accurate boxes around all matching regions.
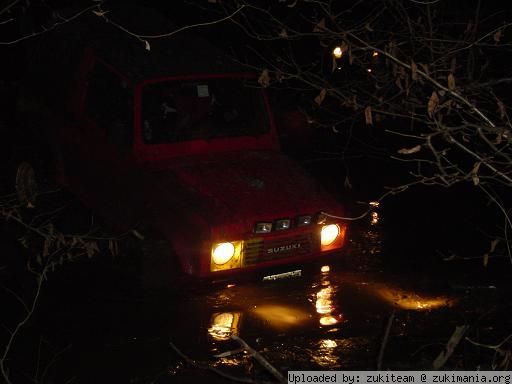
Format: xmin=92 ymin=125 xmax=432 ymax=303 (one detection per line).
xmin=85 ymin=61 xmax=133 ymax=150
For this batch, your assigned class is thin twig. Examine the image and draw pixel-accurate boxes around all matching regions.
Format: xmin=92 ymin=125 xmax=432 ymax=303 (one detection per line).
xmin=0 ymin=272 xmax=45 ymax=384
xmin=377 ymin=310 xmax=396 ymax=371
xmin=0 ymin=4 xmax=101 ymax=45
xmin=231 ymin=335 xmax=286 ymax=384
xmin=169 ymin=341 xmax=273 ymax=384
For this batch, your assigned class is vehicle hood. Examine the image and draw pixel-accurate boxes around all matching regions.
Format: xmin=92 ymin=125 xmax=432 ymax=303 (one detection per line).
xmin=162 ymin=151 xmax=343 ymax=231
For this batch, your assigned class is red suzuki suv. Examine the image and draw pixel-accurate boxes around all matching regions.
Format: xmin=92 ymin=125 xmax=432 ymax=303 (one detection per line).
xmin=15 ymin=10 xmax=347 ymax=284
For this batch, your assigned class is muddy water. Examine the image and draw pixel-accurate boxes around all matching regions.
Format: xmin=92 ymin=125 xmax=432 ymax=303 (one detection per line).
xmin=36 ymin=207 xmax=510 ymax=384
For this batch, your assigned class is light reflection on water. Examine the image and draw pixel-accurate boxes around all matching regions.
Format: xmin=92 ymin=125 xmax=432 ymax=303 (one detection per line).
xmin=370 ymin=211 xmax=379 ymax=225
xmin=198 ymin=206 xmax=454 ymax=372
xmin=314 ymin=269 xmax=343 ymax=327
xmin=252 ymin=304 xmax=311 ymax=329
xmin=208 ymin=312 xmax=241 ymax=341
xmin=375 ymin=287 xmax=453 ymax=310
xmin=311 ymin=339 xmax=340 ymax=368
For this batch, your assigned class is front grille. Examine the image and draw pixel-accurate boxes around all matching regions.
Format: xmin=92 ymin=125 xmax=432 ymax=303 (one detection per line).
xmin=243 ymin=232 xmax=315 ymax=266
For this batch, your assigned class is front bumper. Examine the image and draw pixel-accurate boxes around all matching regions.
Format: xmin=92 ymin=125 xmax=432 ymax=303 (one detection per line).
xmin=201 ymin=223 xmax=347 ymax=278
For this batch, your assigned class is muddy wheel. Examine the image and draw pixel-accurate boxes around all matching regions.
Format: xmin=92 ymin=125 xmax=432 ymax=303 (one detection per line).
xmin=15 ymin=161 xmax=38 ymax=208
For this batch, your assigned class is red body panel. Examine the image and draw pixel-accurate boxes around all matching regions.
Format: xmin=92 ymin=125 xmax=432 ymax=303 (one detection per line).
xmin=38 ymin=51 xmax=347 ymax=278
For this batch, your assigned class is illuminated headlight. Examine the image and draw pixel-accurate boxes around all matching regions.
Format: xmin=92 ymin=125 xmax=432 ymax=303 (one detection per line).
xmin=321 ymin=224 xmax=340 ymax=246
xmin=255 ymin=222 xmax=272 ymax=233
xmin=211 ymin=241 xmax=243 ymax=272
xmin=296 ymin=215 xmax=312 ymax=226
xmin=212 ymin=242 xmax=235 ymax=265
xmin=274 ymin=219 xmax=291 ymax=231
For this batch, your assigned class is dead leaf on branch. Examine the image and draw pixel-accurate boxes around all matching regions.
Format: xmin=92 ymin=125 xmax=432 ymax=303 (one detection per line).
xmin=471 ymin=161 xmax=481 ymax=186
xmin=364 ymin=106 xmax=373 ymax=125
xmin=85 ymin=241 xmax=99 ymax=258
xmin=314 ymin=88 xmax=327 ymax=105
xmin=419 ymin=63 xmax=430 ymax=76
xmin=490 ymin=238 xmax=500 ymax=253
xmin=92 ymin=10 xmax=109 ymax=17
xmin=411 ymin=61 xmax=418 ymax=81
xmin=497 ymin=98 xmax=506 ymax=120
xmin=440 ymin=99 xmax=453 ymax=111
xmin=258 ymin=69 xmax=270 ymax=88
xmin=144 ymin=40 xmax=150 ymax=51
xmin=483 ymin=253 xmax=489 ymax=267
xmin=448 ymin=73 xmax=456 ymax=90
xmin=427 ymin=91 xmax=440 ymax=118
xmin=494 ymin=29 xmax=503 ymax=43
xmin=344 ymin=175 xmax=352 ymax=189
xmin=109 ymin=240 xmax=119 ymax=257
xmin=313 ymin=18 xmax=326 ymax=32
xmin=397 ymin=145 xmax=421 ymax=155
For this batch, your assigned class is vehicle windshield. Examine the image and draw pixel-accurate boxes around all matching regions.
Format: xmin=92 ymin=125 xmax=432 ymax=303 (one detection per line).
xmin=141 ymin=77 xmax=268 ymax=144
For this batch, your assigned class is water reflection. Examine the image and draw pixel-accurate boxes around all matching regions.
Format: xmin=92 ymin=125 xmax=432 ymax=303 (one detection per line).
xmin=208 ymin=312 xmax=241 ymax=341
xmin=313 ymin=266 xmax=343 ymax=327
xmin=370 ymin=211 xmax=379 ymax=225
xmin=311 ymin=339 xmax=340 ymax=368
xmin=375 ymin=287 xmax=453 ymax=310
xmin=316 ymin=286 xmax=335 ymax=315
xmin=252 ymin=304 xmax=310 ymax=329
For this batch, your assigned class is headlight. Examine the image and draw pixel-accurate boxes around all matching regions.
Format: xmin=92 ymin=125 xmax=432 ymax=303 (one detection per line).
xmin=211 ymin=241 xmax=243 ymax=272
xmin=254 ymin=222 xmax=272 ymax=233
xmin=321 ymin=224 xmax=340 ymax=246
xmin=212 ymin=242 xmax=235 ymax=265
xmin=296 ymin=215 xmax=312 ymax=226
xmin=274 ymin=219 xmax=291 ymax=231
